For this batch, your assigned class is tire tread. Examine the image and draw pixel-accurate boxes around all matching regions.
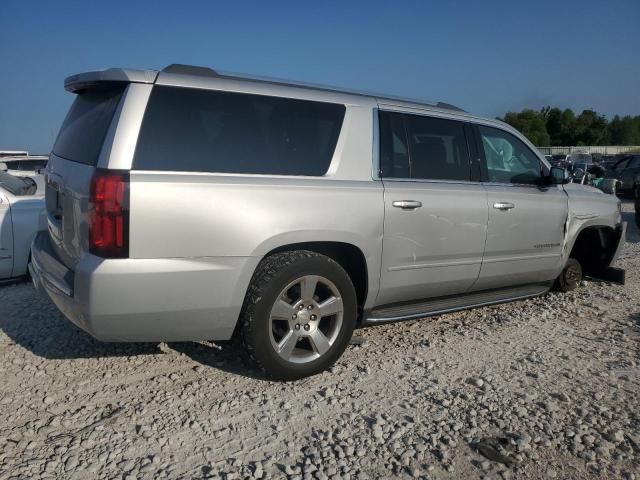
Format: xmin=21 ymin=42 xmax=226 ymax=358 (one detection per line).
xmin=239 ymin=250 xmax=340 ymax=378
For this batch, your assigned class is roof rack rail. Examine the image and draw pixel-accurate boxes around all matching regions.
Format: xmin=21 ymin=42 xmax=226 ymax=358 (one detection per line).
xmin=162 ymin=64 xmax=219 ymax=77
xmin=160 ymin=64 xmax=466 ymax=113
xmin=435 ymin=102 xmax=466 ymax=113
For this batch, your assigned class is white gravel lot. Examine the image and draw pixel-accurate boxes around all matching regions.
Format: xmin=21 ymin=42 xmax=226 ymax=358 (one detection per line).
xmin=0 ymin=202 xmax=638 ymax=480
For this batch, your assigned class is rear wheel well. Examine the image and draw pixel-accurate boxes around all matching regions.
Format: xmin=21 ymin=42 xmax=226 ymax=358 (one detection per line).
xmin=267 ymin=242 xmax=368 ymax=315
xmin=569 ymin=226 xmax=617 ymax=275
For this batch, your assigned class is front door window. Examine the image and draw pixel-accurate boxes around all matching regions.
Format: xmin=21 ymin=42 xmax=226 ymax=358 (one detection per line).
xmin=478 ymin=125 xmax=543 ymax=185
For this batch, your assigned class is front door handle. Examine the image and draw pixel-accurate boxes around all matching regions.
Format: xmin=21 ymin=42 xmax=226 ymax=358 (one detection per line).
xmin=392 ymin=200 xmax=422 ymax=210
xmin=493 ymin=202 xmax=515 ymax=210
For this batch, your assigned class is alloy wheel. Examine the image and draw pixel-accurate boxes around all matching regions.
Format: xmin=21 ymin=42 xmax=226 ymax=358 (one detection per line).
xmin=268 ymin=275 xmax=344 ymax=363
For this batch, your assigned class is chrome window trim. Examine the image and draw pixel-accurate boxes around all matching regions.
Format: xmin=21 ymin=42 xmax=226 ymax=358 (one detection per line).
xmin=127 ymin=170 xmax=383 ymax=191
xmin=481 ymin=181 xmax=557 ymax=190
xmin=375 ymin=106 xmax=480 ymax=185
xmin=378 ymin=103 xmax=473 ymax=123
xmin=378 ymin=177 xmax=484 ymax=186
xmin=129 ymin=83 xmax=349 ymax=178
xmin=372 ymin=108 xmax=381 ymax=180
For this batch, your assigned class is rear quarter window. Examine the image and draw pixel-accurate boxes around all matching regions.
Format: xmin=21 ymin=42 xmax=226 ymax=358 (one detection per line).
xmin=133 ymin=86 xmax=345 ymax=176
xmin=53 ymin=87 xmax=125 ymax=166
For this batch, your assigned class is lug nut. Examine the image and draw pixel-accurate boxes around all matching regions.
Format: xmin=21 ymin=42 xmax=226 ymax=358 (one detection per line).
xmin=307 ymin=305 xmax=313 ymax=310
xmin=295 ymin=324 xmax=300 ymax=330
xmin=310 ymin=314 xmax=317 ymax=320
xmin=292 ymin=314 xmax=297 ymax=320
xmin=298 ymin=304 xmax=304 ymax=310
xmin=304 ymin=324 xmax=310 ymax=331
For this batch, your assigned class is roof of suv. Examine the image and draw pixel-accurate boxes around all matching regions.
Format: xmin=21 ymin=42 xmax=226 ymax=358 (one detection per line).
xmin=63 ymin=64 xmax=537 ymax=148
xmin=64 ymin=64 xmax=467 ymax=114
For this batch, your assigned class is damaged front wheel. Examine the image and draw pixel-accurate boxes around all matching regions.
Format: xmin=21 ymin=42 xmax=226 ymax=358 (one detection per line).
xmin=555 ymin=258 xmax=582 ymax=292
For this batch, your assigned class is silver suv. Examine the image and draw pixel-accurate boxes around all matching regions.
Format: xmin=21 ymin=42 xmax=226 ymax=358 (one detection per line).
xmin=31 ymin=64 xmax=626 ymax=380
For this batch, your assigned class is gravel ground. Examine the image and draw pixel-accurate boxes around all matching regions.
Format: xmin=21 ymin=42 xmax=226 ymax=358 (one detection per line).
xmin=1 ymin=202 xmax=638 ymax=480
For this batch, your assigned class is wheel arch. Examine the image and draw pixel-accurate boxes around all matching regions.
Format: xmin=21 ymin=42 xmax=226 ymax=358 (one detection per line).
xmin=567 ymin=224 xmax=620 ymax=275
xmin=264 ymin=241 xmax=370 ymax=317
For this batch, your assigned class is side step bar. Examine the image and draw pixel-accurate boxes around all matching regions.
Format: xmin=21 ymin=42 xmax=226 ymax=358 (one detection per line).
xmin=364 ymin=283 xmax=551 ymax=324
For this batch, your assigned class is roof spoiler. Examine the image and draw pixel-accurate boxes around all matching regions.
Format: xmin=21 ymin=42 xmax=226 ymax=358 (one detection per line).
xmin=64 ymin=68 xmax=158 ymax=93
xmin=161 ymin=64 xmax=220 ymax=77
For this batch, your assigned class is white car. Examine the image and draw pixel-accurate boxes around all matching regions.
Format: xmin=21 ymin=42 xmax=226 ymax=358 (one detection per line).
xmin=0 ymin=169 xmax=45 ymax=280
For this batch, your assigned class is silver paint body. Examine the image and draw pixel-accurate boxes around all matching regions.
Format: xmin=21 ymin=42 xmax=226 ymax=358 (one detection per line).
xmin=31 ymin=68 xmax=624 ymax=341
xmin=0 ymin=176 xmax=46 ymax=279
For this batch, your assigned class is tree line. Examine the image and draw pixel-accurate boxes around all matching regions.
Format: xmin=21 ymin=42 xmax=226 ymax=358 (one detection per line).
xmin=500 ymin=107 xmax=640 ymax=147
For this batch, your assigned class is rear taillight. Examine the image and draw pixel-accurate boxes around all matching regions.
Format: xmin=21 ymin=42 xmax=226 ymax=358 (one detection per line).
xmin=89 ymin=169 xmax=129 ymax=258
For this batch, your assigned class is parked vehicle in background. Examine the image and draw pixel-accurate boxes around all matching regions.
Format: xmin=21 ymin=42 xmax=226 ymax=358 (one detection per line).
xmin=602 ymin=155 xmax=628 ymax=170
xmin=570 ymin=164 xmax=618 ymax=194
xmin=549 ymin=154 xmax=568 ymax=168
xmin=565 ymin=152 xmax=593 ymax=167
xmin=590 ymin=153 xmax=608 ymax=165
xmin=0 ymin=170 xmax=45 ymax=280
xmin=0 ymin=150 xmax=29 ymax=157
xmin=0 ymin=155 xmax=48 ymax=176
xmin=31 ymin=65 xmax=626 ymax=380
xmin=604 ymin=155 xmax=640 ymax=196
xmin=571 ymin=162 xmax=591 ymax=175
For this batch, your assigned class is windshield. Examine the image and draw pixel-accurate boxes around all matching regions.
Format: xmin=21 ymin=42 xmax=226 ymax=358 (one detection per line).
xmin=0 ymin=171 xmax=35 ymax=196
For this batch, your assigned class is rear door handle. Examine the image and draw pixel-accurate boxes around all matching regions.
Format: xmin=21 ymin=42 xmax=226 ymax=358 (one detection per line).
xmin=392 ymin=200 xmax=422 ymax=210
xmin=493 ymin=202 xmax=515 ymax=210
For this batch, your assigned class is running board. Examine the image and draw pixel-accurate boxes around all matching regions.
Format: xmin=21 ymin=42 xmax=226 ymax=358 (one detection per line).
xmin=364 ymin=283 xmax=551 ymax=324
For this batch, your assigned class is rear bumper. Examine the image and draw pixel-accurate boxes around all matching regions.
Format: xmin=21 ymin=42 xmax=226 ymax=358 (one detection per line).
xmin=30 ymin=231 xmax=259 ymax=342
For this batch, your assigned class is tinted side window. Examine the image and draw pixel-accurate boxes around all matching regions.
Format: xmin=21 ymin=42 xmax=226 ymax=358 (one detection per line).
xmin=53 ymin=86 xmax=125 ymax=165
xmin=478 ymin=125 xmax=542 ymax=185
xmin=404 ymin=114 xmax=471 ymax=181
xmin=133 ymin=86 xmax=345 ymax=176
xmin=379 ymin=112 xmax=470 ymax=181
xmin=379 ymin=111 xmax=409 ymax=178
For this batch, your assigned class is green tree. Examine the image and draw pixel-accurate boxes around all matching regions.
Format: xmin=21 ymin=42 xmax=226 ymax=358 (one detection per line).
xmin=574 ymin=110 xmax=609 ymax=145
xmin=542 ymin=107 xmax=565 ymax=146
xmin=615 ymin=116 xmax=640 ymax=145
xmin=607 ymin=115 xmax=632 ymax=144
xmin=502 ymin=109 xmax=550 ymax=146
xmin=559 ymin=109 xmax=577 ymax=146
xmin=502 ymin=107 xmax=640 ymax=146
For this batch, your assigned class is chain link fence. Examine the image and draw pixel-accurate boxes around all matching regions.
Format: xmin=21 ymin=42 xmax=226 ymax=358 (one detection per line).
xmin=537 ymin=146 xmax=640 ymax=155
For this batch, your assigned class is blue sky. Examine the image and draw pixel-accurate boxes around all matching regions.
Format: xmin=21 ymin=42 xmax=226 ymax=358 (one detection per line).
xmin=1 ymin=0 xmax=638 ymax=153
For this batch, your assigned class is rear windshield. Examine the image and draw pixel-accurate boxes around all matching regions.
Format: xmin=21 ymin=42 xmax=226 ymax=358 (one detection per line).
xmin=53 ymin=86 xmax=125 ymax=165
xmin=133 ymin=86 xmax=345 ymax=176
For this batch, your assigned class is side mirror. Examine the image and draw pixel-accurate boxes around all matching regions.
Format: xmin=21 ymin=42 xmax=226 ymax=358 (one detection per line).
xmin=549 ymin=166 xmax=570 ymax=184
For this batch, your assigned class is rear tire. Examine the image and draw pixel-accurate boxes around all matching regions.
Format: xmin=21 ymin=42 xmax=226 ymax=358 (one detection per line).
xmin=555 ymin=258 xmax=582 ymax=292
xmin=240 ymin=250 xmax=357 ymax=381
